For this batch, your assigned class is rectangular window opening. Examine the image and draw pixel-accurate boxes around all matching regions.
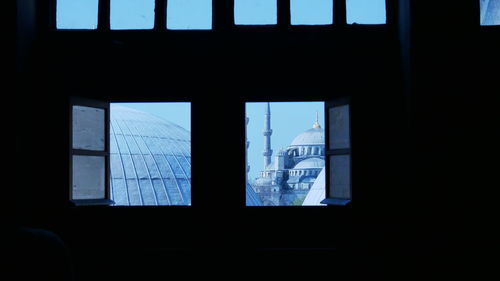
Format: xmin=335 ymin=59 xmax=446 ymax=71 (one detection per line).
xmin=245 ymin=101 xmax=326 ymax=206
xmin=234 ymin=0 xmax=277 ymax=25
xmin=167 ymin=0 xmax=212 ymax=30
xmin=57 ymin=0 xmax=99 ymax=30
xmin=291 ymin=0 xmax=333 ymax=25
xmin=109 ymin=102 xmax=191 ymax=206
xmin=346 ymin=0 xmax=386 ymax=25
xmin=110 ymin=0 xmax=155 ymax=30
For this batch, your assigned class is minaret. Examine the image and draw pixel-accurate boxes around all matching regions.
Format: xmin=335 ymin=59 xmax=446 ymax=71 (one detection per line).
xmin=263 ymin=102 xmax=273 ymax=169
xmin=313 ymin=111 xmax=321 ymax=129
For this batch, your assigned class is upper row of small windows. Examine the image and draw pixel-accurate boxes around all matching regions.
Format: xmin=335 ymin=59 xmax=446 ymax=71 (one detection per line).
xmin=56 ymin=0 xmax=387 ymax=30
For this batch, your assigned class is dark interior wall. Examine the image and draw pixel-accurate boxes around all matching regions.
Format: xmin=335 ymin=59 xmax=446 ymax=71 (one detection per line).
xmin=14 ymin=0 xmax=498 ymax=280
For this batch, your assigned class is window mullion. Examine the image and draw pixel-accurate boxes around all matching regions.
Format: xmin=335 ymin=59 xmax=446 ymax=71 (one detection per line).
xmin=334 ymin=0 xmax=347 ymax=26
xmin=98 ymin=0 xmax=111 ymax=31
xmin=155 ymin=0 xmax=167 ymax=31
xmin=277 ymin=0 xmax=291 ymax=29
xmin=327 ymin=148 xmax=351 ymax=155
xmin=213 ymin=0 xmax=234 ymax=30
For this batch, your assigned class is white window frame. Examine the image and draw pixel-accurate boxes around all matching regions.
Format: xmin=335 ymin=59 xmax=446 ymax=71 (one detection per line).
xmin=69 ymin=97 xmax=113 ymax=206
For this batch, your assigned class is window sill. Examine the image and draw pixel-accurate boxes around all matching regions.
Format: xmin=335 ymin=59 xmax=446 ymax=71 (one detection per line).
xmin=70 ymin=199 xmax=114 ymax=207
xmin=320 ymin=198 xmax=351 ymax=206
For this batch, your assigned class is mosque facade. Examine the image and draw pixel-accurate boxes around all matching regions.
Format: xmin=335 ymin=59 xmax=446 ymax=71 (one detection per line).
xmin=248 ymin=103 xmax=325 ymax=206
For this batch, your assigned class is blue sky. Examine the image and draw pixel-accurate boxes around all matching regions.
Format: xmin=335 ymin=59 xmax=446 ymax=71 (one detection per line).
xmin=246 ymin=102 xmax=324 ymax=181
xmin=111 ymin=102 xmax=323 ymax=182
xmin=57 ymin=0 xmax=386 ymax=29
xmin=346 ymin=0 xmax=386 ymax=24
xmin=113 ymin=102 xmax=191 ymax=131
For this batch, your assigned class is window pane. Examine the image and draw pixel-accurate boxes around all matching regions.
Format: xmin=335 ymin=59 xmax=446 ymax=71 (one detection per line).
xmin=346 ymin=0 xmax=386 ymax=24
xmin=167 ymin=0 xmax=212 ymax=30
xmin=57 ymin=0 xmax=99 ymax=29
xmin=291 ymin=0 xmax=333 ymax=25
xmin=480 ymin=0 xmax=500 ymax=26
xmin=329 ymin=104 xmax=350 ymax=149
xmin=246 ymin=102 xmax=325 ymax=206
xmin=234 ymin=0 xmax=277 ymax=25
xmin=110 ymin=0 xmax=155 ymax=30
xmin=110 ymin=103 xmax=191 ymax=206
xmin=72 ymin=105 xmax=105 ymax=151
xmin=329 ymin=155 xmax=351 ymax=199
xmin=72 ymin=155 xmax=105 ymax=200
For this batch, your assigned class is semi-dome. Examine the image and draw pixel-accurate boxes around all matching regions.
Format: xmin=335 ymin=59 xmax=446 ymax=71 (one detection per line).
xmin=290 ymin=127 xmax=325 ymax=146
xmin=293 ymin=157 xmax=325 ymax=169
xmin=302 ymin=167 xmax=326 ymax=206
xmin=246 ymin=183 xmax=263 ymax=206
xmin=110 ymin=105 xmax=191 ymax=206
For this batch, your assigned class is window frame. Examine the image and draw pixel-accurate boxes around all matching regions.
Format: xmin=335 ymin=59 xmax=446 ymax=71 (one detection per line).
xmin=70 ymin=97 xmax=194 ymax=207
xmin=321 ymin=97 xmax=352 ymax=206
xmin=244 ymin=97 xmax=352 ymax=207
xmin=49 ymin=0 xmax=391 ymax=32
xmin=69 ymin=97 xmax=113 ymax=206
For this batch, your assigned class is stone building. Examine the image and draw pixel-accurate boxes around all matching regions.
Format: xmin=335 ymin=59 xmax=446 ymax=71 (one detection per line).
xmin=249 ymin=103 xmax=325 ymax=206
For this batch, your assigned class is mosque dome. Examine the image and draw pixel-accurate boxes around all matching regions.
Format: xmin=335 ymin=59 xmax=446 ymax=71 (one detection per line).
xmin=110 ymin=105 xmax=191 ymax=206
xmin=290 ymin=127 xmax=325 ymax=146
xmin=293 ymin=157 xmax=325 ymax=169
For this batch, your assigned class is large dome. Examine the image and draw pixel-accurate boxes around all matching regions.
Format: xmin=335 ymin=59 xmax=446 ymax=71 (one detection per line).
xmin=290 ymin=127 xmax=325 ymax=146
xmin=110 ymin=105 xmax=191 ymax=206
xmin=293 ymin=157 xmax=325 ymax=169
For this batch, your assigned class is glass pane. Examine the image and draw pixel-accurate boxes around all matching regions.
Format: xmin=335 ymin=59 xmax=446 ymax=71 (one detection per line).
xmin=72 ymin=155 xmax=105 ymax=200
xmin=72 ymin=105 xmax=105 ymax=151
xmin=246 ymin=101 xmax=325 ymax=206
xmin=110 ymin=0 xmax=155 ymax=30
xmin=480 ymin=0 xmax=500 ymax=26
xmin=234 ymin=0 xmax=277 ymax=25
xmin=57 ymin=0 xmax=99 ymax=29
xmin=346 ymin=0 xmax=386 ymax=24
xmin=110 ymin=103 xmax=191 ymax=206
xmin=329 ymin=104 xmax=350 ymax=149
xmin=291 ymin=0 xmax=333 ymax=25
xmin=329 ymin=155 xmax=351 ymax=199
xmin=167 ymin=0 xmax=212 ymax=30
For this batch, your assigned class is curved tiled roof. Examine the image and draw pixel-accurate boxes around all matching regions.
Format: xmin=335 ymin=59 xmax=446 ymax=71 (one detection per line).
xmin=246 ymin=184 xmax=263 ymax=206
xmin=302 ymin=167 xmax=326 ymax=206
xmin=110 ymin=105 xmax=191 ymax=206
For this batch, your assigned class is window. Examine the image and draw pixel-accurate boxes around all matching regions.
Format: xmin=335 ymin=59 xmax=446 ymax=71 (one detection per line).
xmin=480 ymin=0 xmax=500 ymax=26
xmin=245 ymin=101 xmax=326 ymax=206
xmin=291 ymin=0 xmax=333 ymax=25
xmin=56 ymin=0 xmax=389 ymax=30
xmin=234 ymin=0 xmax=277 ymax=25
xmin=110 ymin=103 xmax=191 ymax=206
xmin=346 ymin=0 xmax=386 ymax=24
xmin=110 ymin=0 xmax=155 ymax=30
xmin=70 ymin=100 xmax=191 ymax=206
xmin=321 ymin=99 xmax=352 ymax=206
xmin=57 ymin=0 xmax=99 ymax=29
xmin=167 ymin=0 xmax=212 ymax=30
xmin=70 ymin=98 xmax=111 ymax=205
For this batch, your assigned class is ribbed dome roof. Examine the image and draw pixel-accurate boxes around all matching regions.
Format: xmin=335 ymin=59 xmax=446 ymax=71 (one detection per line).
xmin=302 ymin=167 xmax=326 ymax=206
xmin=290 ymin=127 xmax=325 ymax=146
xmin=246 ymin=183 xmax=263 ymax=206
xmin=293 ymin=157 xmax=325 ymax=169
xmin=110 ymin=105 xmax=191 ymax=206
